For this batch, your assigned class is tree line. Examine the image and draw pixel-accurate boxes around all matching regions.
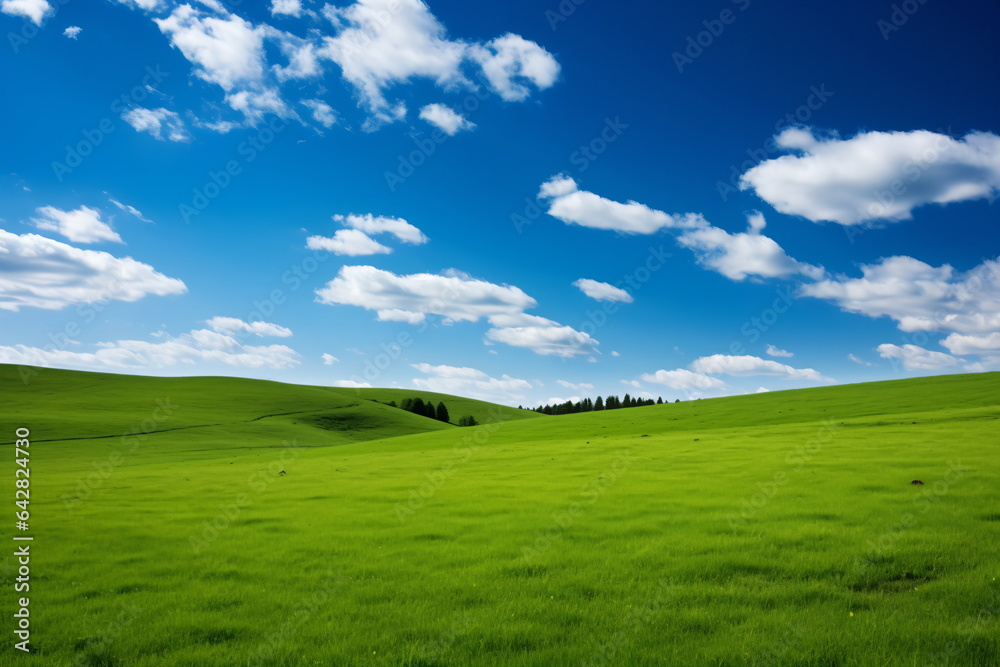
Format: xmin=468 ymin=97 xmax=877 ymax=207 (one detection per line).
xmin=381 ymin=397 xmax=479 ymax=427
xmin=525 ymin=393 xmax=678 ymax=416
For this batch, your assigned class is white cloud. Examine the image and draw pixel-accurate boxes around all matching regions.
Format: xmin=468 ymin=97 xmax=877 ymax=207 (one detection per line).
xmin=847 ymin=353 xmax=873 ymax=367
xmin=572 ymin=278 xmax=633 ymax=303
xmin=556 ymin=379 xmax=594 ymax=391
xmin=0 ymin=328 xmax=299 ymax=370
xmin=302 ymin=98 xmax=337 ymax=128
xmin=331 ymin=379 xmax=371 ymax=388
xmin=740 ymin=128 xmax=1000 ymax=225
xmin=766 ymin=344 xmax=793 ymax=358
xmin=154 ymin=5 xmax=291 ymax=122
xmin=418 ymin=103 xmax=474 ymax=135
xmin=690 ymin=354 xmax=829 ymax=381
xmin=485 ymin=322 xmax=597 ymax=358
xmin=318 ymin=0 xmax=468 ymax=119
xmin=1 ymin=0 xmax=51 ymax=25
xmin=63 ymin=25 xmax=82 ymax=39
xmin=755 ymin=387 xmax=770 ymax=393
xmin=321 ymin=353 xmax=340 ymax=365
xmin=411 ymin=362 xmax=532 ymax=403
xmin=0 ymin=230 xmax=186 ymax=311
xmin=113 ymin=0 xmax=163 ymax=9
xmin=469 ymin=33 xmax=560 ymax=102
xmin=270 ymin=0 xmax=302 ymax=17
xmin=306 ymin=229 xmax=392 ymax=256
xmin=30 ymin=206 xmax=122 ymax=244
xmin=611 ymin=350 xmax=620 ymax=357
xmin=270 ymin=29 xmax=321 ymax=82
xmin=640 ymin=369 xmax=727 ymax=390
xmin=107 ymin=197 xmax=153 ymax=223
xmin=876 ymin=343 xmax=962 ymax=371
xmin=676 ymin=212 xmax=824 ymax=282
xmin=800 ymin=256 xmax=1000 ymax=335
xmin=316 ymin=265 xmax=535 ymax=323
xmin=316 ymin=265 xmax=594 ymax=356
xmin=940 ymin=332 xmax=1000 ymax=356
xmin=206 ymin=316 xmax=293 ymax=338
xmin=334 ymin=213 xmax=428 ymax=245
xmin=539 ymin=175 xmax=706 ymax=234
xmin=621 ymin=380 xmax=641 ymax=388
xmin=123 ymin=107 xmax=191 ymax=142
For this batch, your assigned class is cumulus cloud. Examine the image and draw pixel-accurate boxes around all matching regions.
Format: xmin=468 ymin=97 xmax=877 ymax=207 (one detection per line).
xmin=689 ymin=354 xmax=829 ymax=381
xmin=301 ymin=98 xmax=337 ymax=127
xmin=334 ymin=213 xmax=428 ymax=245
xmin=766 ymin=344 xmax=793 ymax=358
xmin=315 ymin=265 xmax=595 ymax=356
xmin=800 ymin=256 xmax=1000 ymax=335
xmin=0 ymin=230 xmax=186 ymax=311
xmin=318 ymin=0 xmax=468 ymax=118
xmin=1 ymin=0 xmax=51 ymax=25
xmin=539 ymin=175 xmax=706 ymax=234
xmin=270 ymin=0 xmax=303 ymax=17
xmin=572 ymin=278 xmax=633 ymax=303
xmin=63 ymin=25 xmax=82 ymax=39
xmin=419 ymin=103 xmax=474 ymax=135
xmin=485 ymin=323 xmax=597 ymax=358
xmin=316 ymin=265 xmax=535 ymax=324
xmin=123 ymin=107 xmax=191 ymax=142
xmin=154 ymin=4 xmax=291 ymax=122
xmin=31 ymin=206 xmax=122 ymax=244
xmin=206 ymin=316 xmax=293 ymax=338
xmin=321 ymin=353 xmax=340 ymax=365
xmin=876 ymin=343 xmax=962 ymax=371
xmin=468 ymin=33 xmax=560 ymax=102
xmin=639 ymin=369 xmax=727 ymax=390
xmin=0 ymin=328 xmax=299 ymax=370
xmin=740 ymin=128 xmax=1000 ymax=225
xmin=940 ymin=332 xmax=1000 ymax=356
xmin=676 ymin=212 xmax=824 ymax=282
xmin=306 ymin=229 xmax=392 ymax=256
xmin=411 ymin=362 xmax=532 ymax=403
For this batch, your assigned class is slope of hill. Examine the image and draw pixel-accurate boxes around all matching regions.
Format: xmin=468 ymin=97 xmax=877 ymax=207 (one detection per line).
xmin=3 ymin=367 xmax=998 ymax=666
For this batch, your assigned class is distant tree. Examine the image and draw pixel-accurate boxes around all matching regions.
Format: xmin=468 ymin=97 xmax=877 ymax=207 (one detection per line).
xmin=674 ymin=399 xmax=680 ymax=403
xmin=436 ymin=402 xmax=450 ymax=423
xmin=594 ymin=396 xmax=604 ymax=411
xmin=423 ymin=402 xmax=436 ymax=419
xmin=458 ymin=415 xmax=479 ymax=427
xmin=400 ymin=398 xmax=413 ymax=412
xmin=388 ymin=400 xmax=397 ymax=407
xmin=411 ymin=398 xmax=425 ymax=415
xmin=656 ymin=397 xmax=663 ymax=405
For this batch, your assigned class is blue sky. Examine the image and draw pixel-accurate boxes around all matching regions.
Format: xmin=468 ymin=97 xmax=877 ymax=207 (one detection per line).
xmin=1 ymin=0 xmax=998 ymax=406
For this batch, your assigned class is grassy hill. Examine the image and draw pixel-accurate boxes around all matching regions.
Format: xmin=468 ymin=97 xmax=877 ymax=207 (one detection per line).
xmin=2 ymin=365 xmax=998 ymax=665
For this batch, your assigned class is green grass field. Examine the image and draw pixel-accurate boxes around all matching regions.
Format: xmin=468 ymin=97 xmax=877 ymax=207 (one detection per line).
xmin=1 ymin=364 xmax=998 ymax=666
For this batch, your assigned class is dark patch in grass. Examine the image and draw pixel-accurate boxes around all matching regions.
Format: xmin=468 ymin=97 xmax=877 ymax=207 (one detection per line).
xmin=190 ymin=627 xmax=243 ymax=645
xmin=981 ymin=513 xmax=1000 ymax=522
xmin=849 ymin=569 xmax=934 ymax=593
xmin=502 ymin=564 xmax=547 ymax=578
xmin=413 ymin=533 xmax=448 ymax=541
xmin=114 ymin=584 xmax=142 ymax=595
xmin=855 ymin=485 xmax=889 ymax=492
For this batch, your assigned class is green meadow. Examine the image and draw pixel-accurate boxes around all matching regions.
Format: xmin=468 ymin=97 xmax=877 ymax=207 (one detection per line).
xmin=1 ymin=364 xmax=998 ymax=665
